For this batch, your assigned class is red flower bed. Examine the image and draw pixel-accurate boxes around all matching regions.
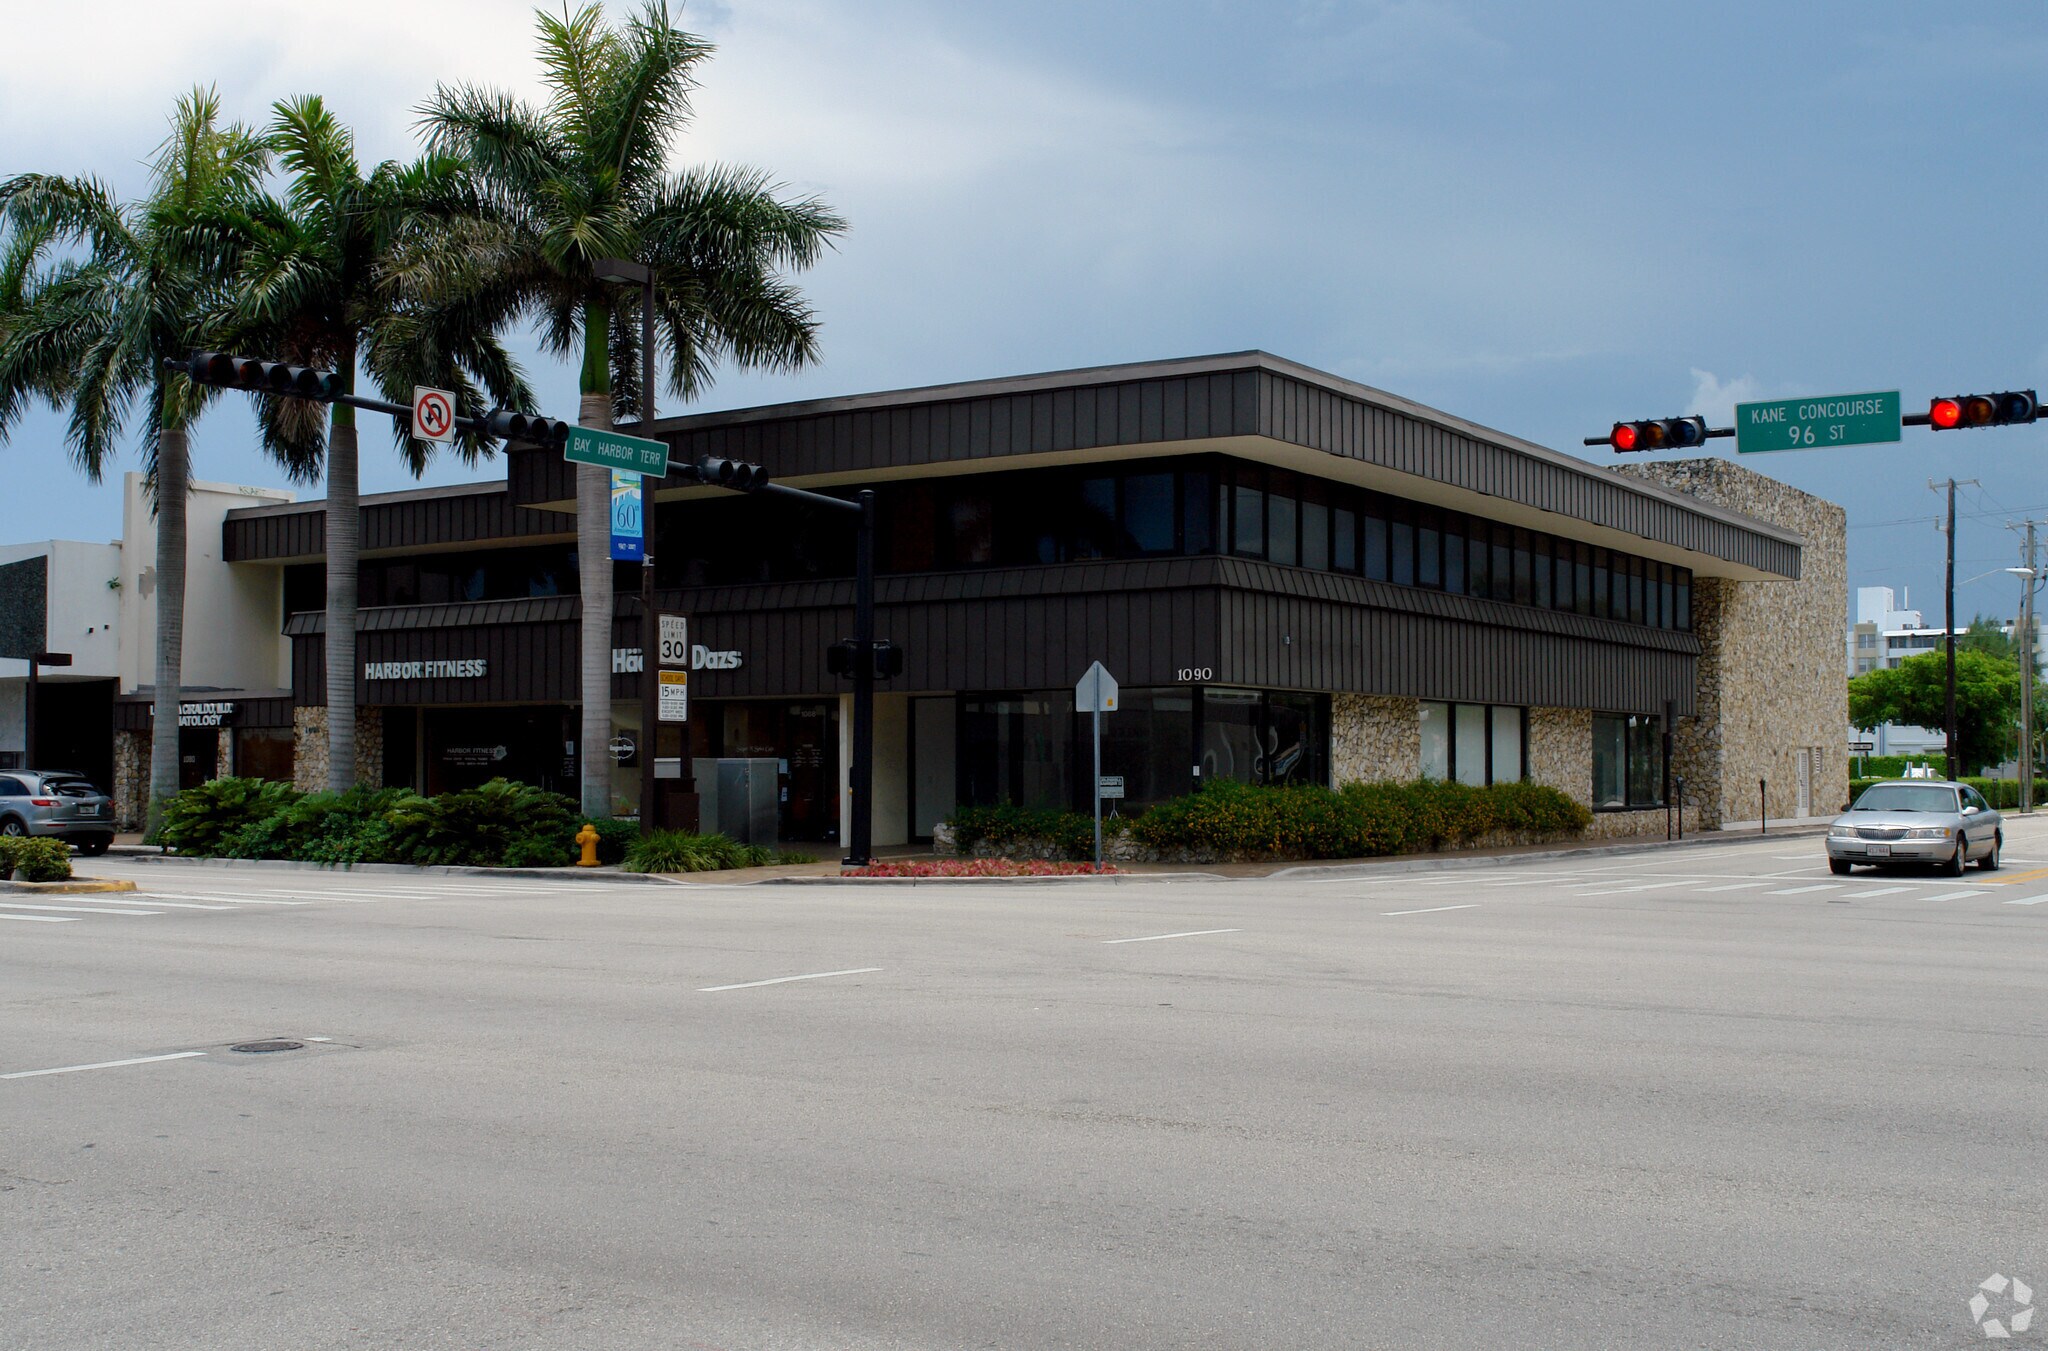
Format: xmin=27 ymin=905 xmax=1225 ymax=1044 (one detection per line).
xmin=842 ymin=858 xmax=1116 ymax=878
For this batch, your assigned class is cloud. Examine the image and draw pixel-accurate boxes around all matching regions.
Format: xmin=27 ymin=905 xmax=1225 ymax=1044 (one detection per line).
xmin=1685 ymin=368 xmax=1764 ymax=424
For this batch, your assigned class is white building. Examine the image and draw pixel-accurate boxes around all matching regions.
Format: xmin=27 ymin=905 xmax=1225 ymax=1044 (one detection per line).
xmin=1846 ymin=584 xmax=2045 ymax=764
xmin=0 ymin=473 xmax=294 ymax=801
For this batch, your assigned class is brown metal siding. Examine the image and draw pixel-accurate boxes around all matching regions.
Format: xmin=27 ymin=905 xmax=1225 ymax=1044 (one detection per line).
xmin=287 ymin=557 xmax=1695 ymax=715
xmin=225 ymin=487 xmax=572 ymax=562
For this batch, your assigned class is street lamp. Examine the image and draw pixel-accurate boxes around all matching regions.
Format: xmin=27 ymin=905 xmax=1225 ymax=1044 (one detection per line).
xmin=593 ymin=257 xmax=667 ymax=835
xmin=2007 ymin=564 xmax=2040 ymax=814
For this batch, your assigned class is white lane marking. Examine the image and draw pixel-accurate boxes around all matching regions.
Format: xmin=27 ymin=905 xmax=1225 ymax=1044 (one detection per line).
xmin=1 ymin=1051 xmax=207 ymax=1080
xmin=1844 ymin=887 xmax=1912 ymax=898
xmin=1380 ymin=904 xmax=1479 ymax=916
xmin=1102 ymin=928 xmax=1244 ymax=944
xmin=0 ymin=901 xmax=161 ymax=916
xmin=1576 ymin=881 xmax=1689 ymax=896
xmin=1922 ymin=890 xmax=1983 ymax=902
xmin=698 ymin=967 xmax=882 ymax=992
xmin=0 ymin=912 xmax=78 ymax=923
xmin=1697 ymin=882 xmax=1768 ymax=893
xmin=136 ymin=894 xmax=309 ymax=906
xmin=40 ymin=894 xmax=229 ymax=910
xmin=2003 ymin=895 xmax=2048 ymax=906
xmin=1769 ymin=885 xmax=1840 ymax=896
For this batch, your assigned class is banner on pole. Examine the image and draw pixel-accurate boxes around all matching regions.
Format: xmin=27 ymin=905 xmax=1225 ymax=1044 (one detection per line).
xmin=609 ymin=470 xmax=644 ymax=561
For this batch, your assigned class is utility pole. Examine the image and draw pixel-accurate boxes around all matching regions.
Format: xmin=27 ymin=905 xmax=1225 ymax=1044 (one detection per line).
xmin=1934 ymin=478 xmax=1962 ymax=780
xmin=2024 ymin=522 xmax=2039 ymax=814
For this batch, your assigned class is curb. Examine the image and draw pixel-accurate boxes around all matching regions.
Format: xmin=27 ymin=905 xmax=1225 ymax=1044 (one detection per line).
xmin=1266 ymin=823 xmax=1832 ymax=880
xmin=101 ymin=849 xmax=673 ymax=886
xmin=775 ymin=871 xmax=1217 ymax=887
xmin=0 ymin=878 xmax=139 ymax=894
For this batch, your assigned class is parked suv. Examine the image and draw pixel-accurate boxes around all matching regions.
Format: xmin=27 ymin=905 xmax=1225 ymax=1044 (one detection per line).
xmin=0 ymin=771 xmax=116 ymax=855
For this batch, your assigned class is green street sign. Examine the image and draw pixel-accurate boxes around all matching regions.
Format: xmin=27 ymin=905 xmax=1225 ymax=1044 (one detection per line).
xmin=564 ymin=425 xmax=670 ymax=477
xmin=1735 ymin=391 xmax=1901 ymax=454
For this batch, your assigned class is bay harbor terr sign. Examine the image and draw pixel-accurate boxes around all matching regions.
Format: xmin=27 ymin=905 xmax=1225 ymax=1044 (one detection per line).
xmin=363 ymin=659 xmax=489 ymax=681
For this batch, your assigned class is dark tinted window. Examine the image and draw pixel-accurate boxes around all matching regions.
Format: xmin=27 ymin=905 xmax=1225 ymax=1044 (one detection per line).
xmin=1390 ymin=517 xmax=1415 ymax=586
xmin=1362 ymin=512 xmax=1389 ymax=580
xmin=1266 ymin=470 xmax=1299 ymax=566
xmin=1416 ymin=508 xmax=1441 ymax=589
xmin=1124 ymin=473 xmax=1177 ymax=554
xmin=1232 ymin=464 xmax=1263 ymax=557
xmin=1299 ymin=478 xmax=1330 ymax=572
xmin=1182 ymin=469 xmax=1214 ymax=554
xmin=0 ymin=776 xmax=25 ymax=796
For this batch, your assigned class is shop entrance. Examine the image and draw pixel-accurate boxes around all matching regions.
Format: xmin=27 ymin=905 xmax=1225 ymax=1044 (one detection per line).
xmin=419 ymin=706 xmax=577 ymax=798
xmin=178 ymin=726 xmax=218 ymax=791
xmin=691 ymin=700 xmax=841 ymax=842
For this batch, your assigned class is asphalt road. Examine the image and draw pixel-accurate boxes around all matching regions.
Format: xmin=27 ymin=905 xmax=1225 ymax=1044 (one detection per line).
xmin=4 ymin=822 xmax=2045 ymax=1350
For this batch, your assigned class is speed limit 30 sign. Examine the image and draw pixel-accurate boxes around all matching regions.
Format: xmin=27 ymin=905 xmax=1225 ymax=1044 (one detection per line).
xmin=412 ymin=386 xmax=457 ymax=444
xmin=658 ymin=614 xmax=688 ymax=668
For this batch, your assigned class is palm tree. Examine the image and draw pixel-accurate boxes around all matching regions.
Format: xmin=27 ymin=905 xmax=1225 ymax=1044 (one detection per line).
xmin=420 ymin=1 xmax=845 ymax=817
xmin=224 ymin=95 xmax=531 ymax=791
xmin=0 ymin=88 xmax=278 ymax=835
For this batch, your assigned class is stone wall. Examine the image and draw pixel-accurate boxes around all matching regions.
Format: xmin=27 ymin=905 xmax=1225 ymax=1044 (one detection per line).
xmin=113 ymin=728 xmax=148 ymax=830
xmin=1614 ymin=459 xmax=1848 ymax=825
xmin=293 ymin=705 xmax=384 ymax=792
xmin=1526 ymin=706 xmax=1591 ymax=805
xmin=1331 ymin=693 xmax=1420 ymax=784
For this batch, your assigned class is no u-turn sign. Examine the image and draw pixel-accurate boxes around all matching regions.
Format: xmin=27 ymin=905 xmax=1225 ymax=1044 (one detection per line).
xmin=412 ymin=386 xmax=456 ymax=444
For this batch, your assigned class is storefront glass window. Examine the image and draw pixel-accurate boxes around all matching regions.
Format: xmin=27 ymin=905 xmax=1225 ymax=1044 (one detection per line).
xmin=961 ymin=694 xmax=1075 ymax=811
xmin=1201 ymin=688 xmax=1263 ymax=786
xmin=1264 ymin=693 xmax=1327 ymax=787
xmin=1453 ymin=703 xmax=1487 ymax=786
xmin=234 ymin=727 xmax=294 ymax=783
xmin=1593 ymin=712 xmax=1663 ymax=809
xmin=1490 ymin=706 xmax=1523 ymax=782
xmin=1420 ymin=701 xmax=1450 ymax=780
xmin=1100 ymin=688 xmax=1194 ymax=809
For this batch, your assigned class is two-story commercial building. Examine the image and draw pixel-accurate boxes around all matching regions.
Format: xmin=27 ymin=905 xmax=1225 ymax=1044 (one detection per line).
xmin=154 ymin=352 xmax=1846 ymax=840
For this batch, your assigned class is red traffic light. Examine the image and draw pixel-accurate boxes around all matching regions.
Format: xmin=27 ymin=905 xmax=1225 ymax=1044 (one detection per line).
xmin=1929 ymin=398 xmax=1962 ymax=429
xmin=1926 ymin=391 xmax=2038 ymax=431
xmin=1610 ymin=422 xmax=1638 ymax=451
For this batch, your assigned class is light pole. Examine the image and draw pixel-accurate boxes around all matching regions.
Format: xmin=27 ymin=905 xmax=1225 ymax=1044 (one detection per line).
xmin=593 ymin=258 xmax=666 ymax=835
xmin=2007 ymin=558 xmax=2040 ymax=814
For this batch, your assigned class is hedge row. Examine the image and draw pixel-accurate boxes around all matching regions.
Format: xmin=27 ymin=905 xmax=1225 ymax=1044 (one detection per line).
xmin=154 ymin=777 xmax=628 ymax=868
xmin=950 ymin=778 xmax=1592 ymax=863
xmin=1849 ymin=776 xmax=2024 ymax=810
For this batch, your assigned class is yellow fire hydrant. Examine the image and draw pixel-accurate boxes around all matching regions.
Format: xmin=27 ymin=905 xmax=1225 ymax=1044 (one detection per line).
xmin=575 ymin=822 xmax=601 ymax=868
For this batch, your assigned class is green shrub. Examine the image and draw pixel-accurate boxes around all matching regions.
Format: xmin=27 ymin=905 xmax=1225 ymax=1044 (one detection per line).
xmin=588 ymin=818 xmax=640 ymax=865
xmin=1849 ymin=776 xmax=2022 ymax=810
xmin=13 ymin=837 xmax=72 ymax=882
xmin=948 ymin=803 xmax=1109 ymax=862
xmin=384 ymin=779 xmax=577 ymax=867
xmin=217 ymin=785 xmax=423 ymax=864
xmin=623 ymin=830 xmax=777 ymax=873
xmin=157 ymin=777 xmax=303 ymax=856
xmin=1125 ymin=777 xmax=1591 ymax=862
xmin=0 ymin=835 xmax=20 ymax=878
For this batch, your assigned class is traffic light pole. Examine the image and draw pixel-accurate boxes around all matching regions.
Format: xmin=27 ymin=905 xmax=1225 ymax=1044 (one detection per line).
xmin=635 ymin=278 xmax=662 ymax=837
xmin=1944 ymin=477 xmax=1958 ymax=781
xmin=844 ymin=490 xmax=877 ymax=867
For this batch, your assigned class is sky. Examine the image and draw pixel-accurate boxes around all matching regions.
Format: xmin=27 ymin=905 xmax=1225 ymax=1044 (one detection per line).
xmin=3 ymin=0 xmax=2046 ymax=626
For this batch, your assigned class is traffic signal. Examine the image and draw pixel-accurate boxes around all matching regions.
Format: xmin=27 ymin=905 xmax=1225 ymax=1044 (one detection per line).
xmin=481 ymin=409 xmax=571 ymax=450
xmin=1604 ymin=416 xmax=1707 ymax=453
xmin=689 ymin=456 xmax=771 ymax=491
xmin=177 ymin=351 xmax=343 ymax=401
xmin=1926 ymin=391 xmax=2038 ymax=430
xmin=826 ymin=638 xmax=905 ymax=679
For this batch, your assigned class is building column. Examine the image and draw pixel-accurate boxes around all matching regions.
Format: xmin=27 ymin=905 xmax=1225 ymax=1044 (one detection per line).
xmin=113 ymin=728 xmax=150 ymax=830
xmin=1329 ymin=694 xmax=1421 ymax=785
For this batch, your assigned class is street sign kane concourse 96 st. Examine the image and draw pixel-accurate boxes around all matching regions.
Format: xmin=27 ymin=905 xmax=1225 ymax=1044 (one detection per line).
xmin=1735 ymin=391 xmax=1901 ymax=454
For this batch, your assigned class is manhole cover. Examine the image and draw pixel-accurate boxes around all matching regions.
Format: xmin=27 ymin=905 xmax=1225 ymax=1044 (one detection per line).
xmin=229 ymin=1039 xmax=305 ymax=1054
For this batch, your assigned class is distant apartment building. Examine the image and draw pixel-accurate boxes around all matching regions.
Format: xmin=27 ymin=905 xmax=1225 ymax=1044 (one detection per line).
xmin=1846 ymin=584 xmax=2043 ymax=761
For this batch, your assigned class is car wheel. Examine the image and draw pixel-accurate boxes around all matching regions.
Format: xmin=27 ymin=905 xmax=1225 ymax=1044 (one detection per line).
xmin=1977 ymin=832 xmax=2001 ymax=872
xmin=0 ymin=817 xmax=24 ymax=837
xmin=75 ymin=837 xmax=110 ymax=857
xmin=1942 ymin=842 xmax=1967 ymax=877
xmin=1829 ymin=859 xmax=1852 ymax=875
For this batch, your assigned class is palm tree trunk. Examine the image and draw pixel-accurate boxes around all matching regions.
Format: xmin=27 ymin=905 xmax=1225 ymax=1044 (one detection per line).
xmin=325 ymin=392 xmax=360 ymax=791
xmin=145 ymin=422 xmax=189 ymax=838
xmin=576 ymin=394 xmax=614 ymax=819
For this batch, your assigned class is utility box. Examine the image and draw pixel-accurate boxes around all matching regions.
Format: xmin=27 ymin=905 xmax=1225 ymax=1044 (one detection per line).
xmin=694 ymin=756 xmax=779 ymax=845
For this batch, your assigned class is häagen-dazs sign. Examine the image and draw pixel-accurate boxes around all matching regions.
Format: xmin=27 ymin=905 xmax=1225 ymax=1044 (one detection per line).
xmin=363 ymin=659 xmax=488 ymax=681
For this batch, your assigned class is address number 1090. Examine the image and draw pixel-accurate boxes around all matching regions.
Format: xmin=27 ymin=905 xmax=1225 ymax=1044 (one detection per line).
xmin=1176 ymin=666 xmax=1213 ymax=682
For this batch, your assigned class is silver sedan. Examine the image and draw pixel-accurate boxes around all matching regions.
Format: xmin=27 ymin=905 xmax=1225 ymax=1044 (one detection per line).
xmin=1826 ymin=779 xmax=2002 ymax=877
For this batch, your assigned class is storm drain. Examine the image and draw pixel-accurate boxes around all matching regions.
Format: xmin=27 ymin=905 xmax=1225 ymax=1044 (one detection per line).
xmin=229 ymin=1039 xmax=305 ymax=1054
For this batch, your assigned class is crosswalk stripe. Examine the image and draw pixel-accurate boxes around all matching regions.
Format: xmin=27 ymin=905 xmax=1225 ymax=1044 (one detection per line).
xmin=1696 ymin=882 xmax=1768 ymax=892
xmin=134 ymin=894 xmax=309 ymax=906
xmin=39 ymin=895 xmax=230 ymax=910
xmin=1844 ymin=887 xmax=1912 ymax=898
xmin=1769 ymin=885 xmax=1840 ymax=895
xmin=1921 ymin=890 xmax=1983 ymax=902
xmin=0 ymin=901 xmax=160 ymax=916
xmin=2003 ymin=895 xmax=2048 ymax=906
xmin=1576 ymin=881 xmax=1688 ymax=895
xmin=0 ymin=912 xmax=78 ymax=923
